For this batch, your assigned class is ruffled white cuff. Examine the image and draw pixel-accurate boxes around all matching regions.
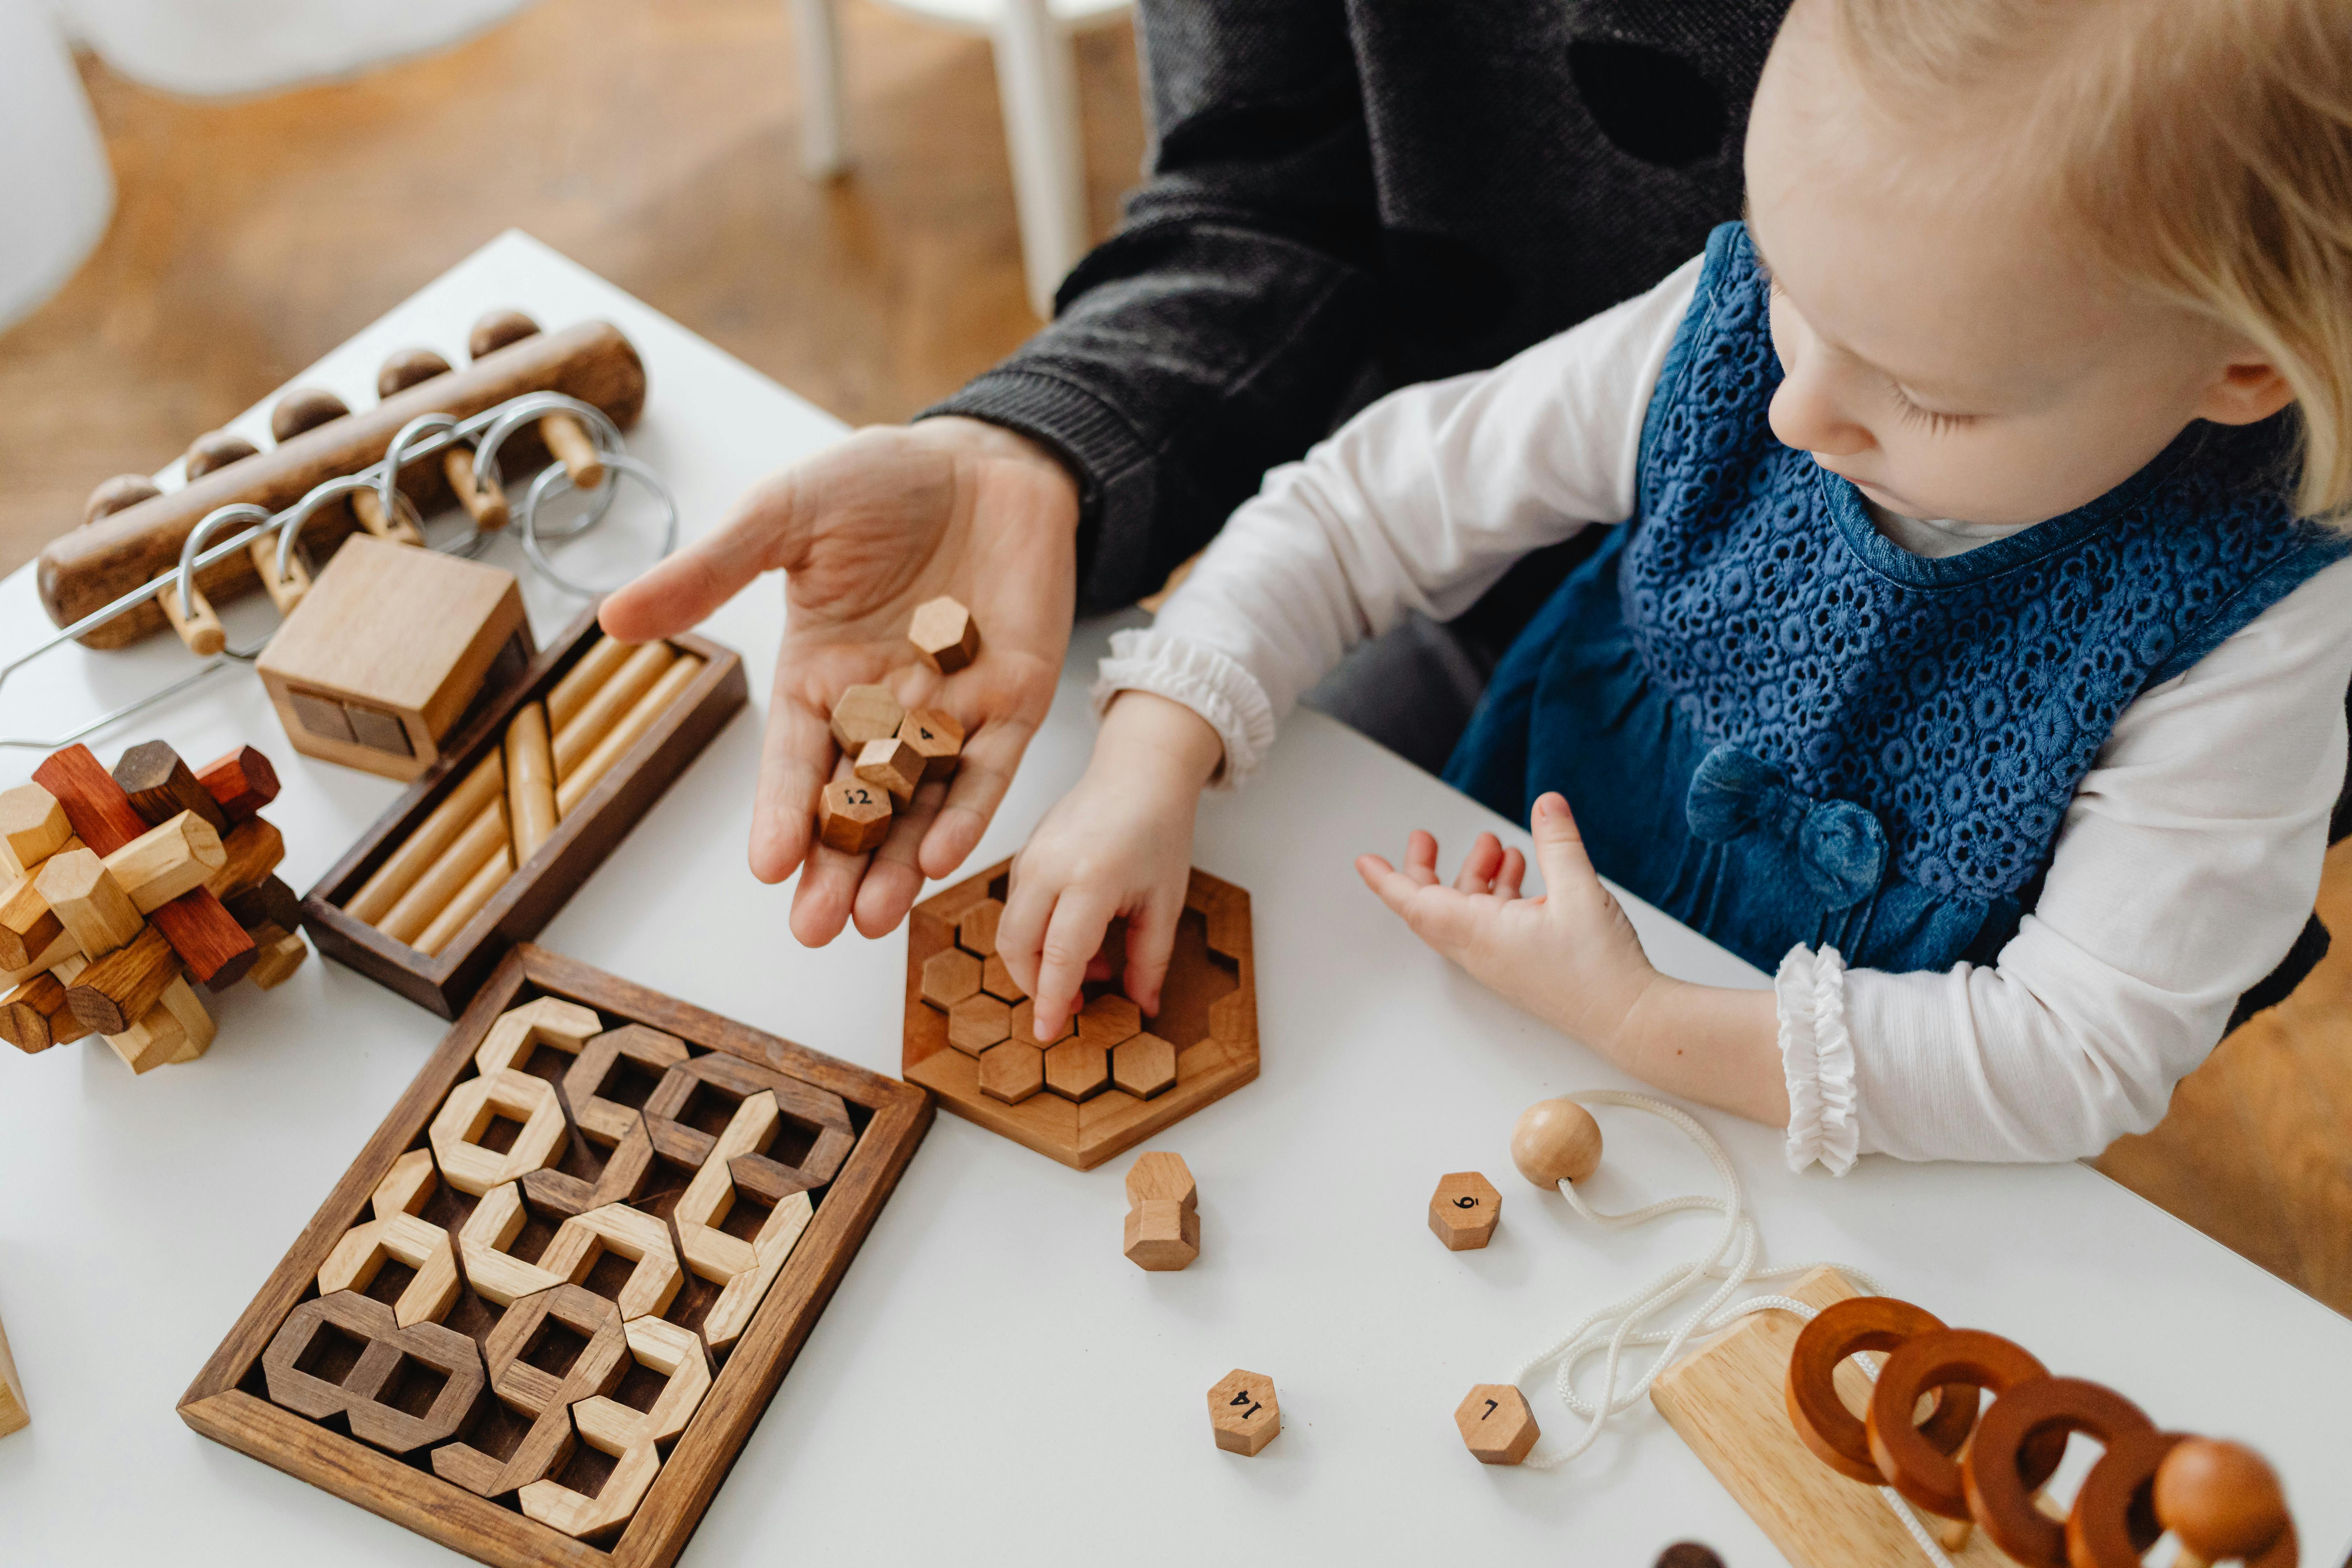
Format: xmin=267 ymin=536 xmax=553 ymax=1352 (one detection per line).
xmin=1776 ymin=944 xmax=1858 ymax=1175
xmin=1092 ymin=629 xmax=1281 ymax=790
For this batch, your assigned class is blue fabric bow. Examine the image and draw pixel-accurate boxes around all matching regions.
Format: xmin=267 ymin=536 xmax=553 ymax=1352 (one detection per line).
xmin=1684 ymin=743 xmax=1887 ymax=909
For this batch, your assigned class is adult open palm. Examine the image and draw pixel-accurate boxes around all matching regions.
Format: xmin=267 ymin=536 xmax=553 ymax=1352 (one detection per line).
xmin=600 ymin=416 xmax=1078 ymax=945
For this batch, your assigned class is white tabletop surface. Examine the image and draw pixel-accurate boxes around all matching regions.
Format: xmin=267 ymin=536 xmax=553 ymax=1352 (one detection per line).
xmin=0 ymin=232 xmax=2345 ymax=1568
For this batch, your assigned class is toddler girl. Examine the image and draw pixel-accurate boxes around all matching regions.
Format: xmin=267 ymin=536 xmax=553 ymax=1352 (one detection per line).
xmin=994 ymin=0 xmax=2352 ymax=1169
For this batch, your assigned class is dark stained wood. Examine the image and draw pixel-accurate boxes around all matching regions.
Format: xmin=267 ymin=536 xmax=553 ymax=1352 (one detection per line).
xmin=64 ymin=922 xmax=181 ymax=1036
xmin=299 ymin=610 xmax=748 ymax=1018
xmin=196 ymin=746 xmax=282 ymax=822
xmin=209 ymin=817 xmax=285 ymax=899
xmin=224 ymin=872 xmax=301 ymax=937
xmin=112 ymin=739 xmax=231 ymax=832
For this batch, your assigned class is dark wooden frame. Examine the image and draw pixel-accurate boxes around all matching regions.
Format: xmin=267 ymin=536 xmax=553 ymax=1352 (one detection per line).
xmin=299 ymin=609 xmax=748 ymax=1017
xmin=179 ymin=945 xmax=933 ymax=1568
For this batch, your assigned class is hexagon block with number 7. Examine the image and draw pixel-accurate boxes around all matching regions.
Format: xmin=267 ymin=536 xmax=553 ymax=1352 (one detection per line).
xmin=1207 ymin=1368 xmax=1280 ymax=1456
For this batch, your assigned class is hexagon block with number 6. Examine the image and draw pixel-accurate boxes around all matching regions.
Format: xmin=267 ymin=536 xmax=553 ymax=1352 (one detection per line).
xmin=1428 ymin=1171 xmax=1501 ymax=1251
xmin=1207 ymin=1368 xmax=1280 ymax=1456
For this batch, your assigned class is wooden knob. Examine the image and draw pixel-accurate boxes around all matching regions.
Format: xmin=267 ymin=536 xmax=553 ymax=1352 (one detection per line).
xmin=85 ymin=474 xmax=161 ymax=525
xmin=468 ymin=308 xmax=542 ymax=360
xmin=183 ymin=430 xmax=258 ymax=481
xmin=1511 ymin=1098 xmax=1602 ymax=1188
xmin=377 ymin=347 xmax=453 ymax=399
xmin=2156 ymin=1438 xmax=2292 ymax=1563
xmin=270 ymin=386 xmax=350 ymax=443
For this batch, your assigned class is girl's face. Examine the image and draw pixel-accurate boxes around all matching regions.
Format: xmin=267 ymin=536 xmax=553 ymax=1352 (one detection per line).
xmin=1741 ymin=0 xmax=2291 ymax=528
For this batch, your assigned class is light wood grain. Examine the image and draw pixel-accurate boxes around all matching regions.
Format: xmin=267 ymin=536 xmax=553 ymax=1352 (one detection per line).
xmin=498 ymin=701 xmax=556 ymax=860
xmin=102 ymin=810 xmax=226 ymax=913
xmin=0 ymin=784 xmax=69 ymax=880
xmin=0 ymin=1309 xmax=26 ymax=1437
xmin=556 ymin=657 xmax=704 ymax=817
xmin=345 ymin=751 xmax=504 ymax=925
xmin=35 ymin=848 xmax=142 ymax=959
xmin=553 ymin=640 xmax=675 ymax=783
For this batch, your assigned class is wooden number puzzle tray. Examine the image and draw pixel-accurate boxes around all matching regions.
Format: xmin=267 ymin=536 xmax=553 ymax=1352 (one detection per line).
xmin=179 ymin=944 xmax=932 ymax=1568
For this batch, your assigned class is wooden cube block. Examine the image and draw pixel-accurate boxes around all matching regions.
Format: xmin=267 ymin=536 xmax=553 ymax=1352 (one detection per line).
xmin=247 ymin=931 xmax=310 ymax=990
xmin=853 ymin=736 xmax=925 ymax=804
xmin=920 ymin=947 xmax=983 ymax=1009
xmin=908 ymin=596 xmax=982 ymax=674
xmin=0 ymin=1308 xmax=26 ymax=1438
xmin=0 ymin=783 xmax=70 ymax=879
xmin=828 ymin=685 xmax=905 ymax=755
xmin=1455 ymin=1384 xmax=1540 ymax=1464
xmin=976 ymin=1040 xmax=1045 ymax=1104
xmin=104 ymin=811 xmax=227 ymax=913
xmin=35 ymin=848 xmax=143 ymax=959
xmin=1208 ymin=1370 xmax=1279 ymax=1456
xmin=817 ymin=779 xmax=892 ymax=855
xmin=65 ymin=924 xmax=182 ymax=1037
xmin=111 ymin=741 xmax=229 ymax=833
xmin=1076 ymin=993 xmax=1142 ymax=1048
xmin=195 ymin=745 xmax=280 ymax=822
xmin=1042 ymin=1037 xmax=1110 ymax=1100
xmin=1123 ymin=1197 xmax=1200 ymax=1271
xmin=1429 ymin=1171 xmax=1502 ymax=1251
xmin=0 ymin=872 xmax=62 ymax=973
xmin=255 ymin=536 xmax=532 ymax=781
xmin=956 ymin=897 xmax=1003 ymax=958
xmin=980 ymin=952 xmax=1026 ymax=1002
xmin=1111 ymin=1033 xmax=1177 ymax=1098
xmin=1126 ymin=1151 xmax=1197 ymax=1211
xmin=947 ymin=993 xmax=1011 ymax=1055
xmin=898 ymin=708 xmax=964 ymax=783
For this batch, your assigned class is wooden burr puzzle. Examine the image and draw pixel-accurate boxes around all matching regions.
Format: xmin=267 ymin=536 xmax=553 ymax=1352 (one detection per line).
xmin=180 ymin=945 xmax=931 ymax=1568
xmin=1 ymin=739 xmax=307 ymax=1069
xmin=903 ymin=858 xmax=1257 ymax=1170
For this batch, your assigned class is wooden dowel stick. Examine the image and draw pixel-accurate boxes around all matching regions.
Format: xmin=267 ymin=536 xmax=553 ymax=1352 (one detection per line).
xmin=443 ymin=447 xmax=509 ymax=531
xmin=379 ymin=802 xmax=508 ymax=947
xmin=504 ymin=702 xmax=557 ymax=863
xmin=552 ymin=641 xmax=675 ymax=782
xmin=556 ymin=657 xmax=704 ymax=818
xmin=546 ymin=633 xmax=632 ymax=733
xmin=346 ymin=753 xmax=505 ymax=925
xmin=414 ymin=845 xmax=512 ymax=958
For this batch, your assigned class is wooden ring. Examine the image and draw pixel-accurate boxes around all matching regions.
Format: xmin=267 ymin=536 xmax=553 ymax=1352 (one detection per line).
xmin=1964 ymin=1376 xmax=2154 ymax=1568
xmin=1785 ymin=1297 xmax=1976 ymax=1483
xmin=2066 ymin=1427 xmax=2185 ymax=1568
xmin=1867 ymin=1328 xmax=2051 ymax=1518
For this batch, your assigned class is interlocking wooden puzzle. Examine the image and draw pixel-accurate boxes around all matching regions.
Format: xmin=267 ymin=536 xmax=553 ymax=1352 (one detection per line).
xmin=180 ymin=945 xmax=930 ymax=1568
xmin=903 ymin=858 xmax=1256 ymax=1170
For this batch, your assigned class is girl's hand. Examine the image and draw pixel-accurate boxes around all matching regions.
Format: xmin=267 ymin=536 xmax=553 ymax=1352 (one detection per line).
xmin=999 ymin=692 xmax=1226 ymax=1041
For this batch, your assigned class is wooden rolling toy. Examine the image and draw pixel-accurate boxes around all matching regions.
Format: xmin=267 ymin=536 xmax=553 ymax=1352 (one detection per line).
xmin=1 ymin=740 xmax=308 ymax=1071
xmin=811 ymin=598 xmax=985 ymax=855
xmin=181 ymin=946 xmax=931 ymax=1567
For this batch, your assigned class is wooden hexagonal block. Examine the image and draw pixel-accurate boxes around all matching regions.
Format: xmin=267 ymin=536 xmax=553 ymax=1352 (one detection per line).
xmin=1455 ymin=1384 xmax=1539 ymax=1464
xmin=921 ymin=948 xmax=983 ymax=1010
xmin=1008 ymin=996 xmax=1073 ymax=1046
xmin=1429 ymin=1171 xmax=1501 ymax=1251
xmin=1076 ymin=993 xmax=1141 ymax=1048
xmin=898 ymin=708 xmax=964 ymax=782
xmin=854 ymin=736 xmax=925 ymax=804
xmin=1042 ymin=1038 xmax=1109 ymax=1101
xmin=907 ymin=595 xmax=981 ymax=674
xmin=1208 ymin=1369 xmax=1279 ymax=1456
xmin=1123 ymin=1198 xmax=1199 ymax=1271
xmin=980 ymin=952 xmax=1026 ymax=1002
xmin=956 ymin=898 xmax=1002 ymax=957
xmin=827 ymin=685 xmax=904 ymax=755
xmin=976 ymin=1041 xmax=1044 ymax=1104
xmin=818 ymin=779 xmax=891 ymax=855
xmin=947 ymin=993 xmax=1011 ymax=1055
xmin=1111 ymin=1033 xmax=1176 ymax=1098
xmin=1125 ymin=1151 xmax=1196 ymax=1211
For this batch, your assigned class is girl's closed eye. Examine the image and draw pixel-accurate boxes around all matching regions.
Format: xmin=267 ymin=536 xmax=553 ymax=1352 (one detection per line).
xmin=1887 ymin=381 xmax=1980 ymax=436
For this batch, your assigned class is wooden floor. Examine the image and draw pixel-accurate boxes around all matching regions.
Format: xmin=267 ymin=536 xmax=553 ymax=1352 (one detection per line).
xmin=2 ymin=0 xmax=2346 ymax=1321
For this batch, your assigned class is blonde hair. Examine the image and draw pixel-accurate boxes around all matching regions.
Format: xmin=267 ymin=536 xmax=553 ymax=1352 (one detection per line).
xmin=1835 ymin=0 xmax=2352 ymax=521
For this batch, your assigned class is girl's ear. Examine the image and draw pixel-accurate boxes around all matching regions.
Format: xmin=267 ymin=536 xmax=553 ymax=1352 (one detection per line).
xmin=2196 ymin=355 xmax=2297 ymax=427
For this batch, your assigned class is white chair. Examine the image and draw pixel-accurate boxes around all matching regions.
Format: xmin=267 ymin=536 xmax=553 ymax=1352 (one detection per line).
xmin=789 ymin=0 xmax=1134 ymax=317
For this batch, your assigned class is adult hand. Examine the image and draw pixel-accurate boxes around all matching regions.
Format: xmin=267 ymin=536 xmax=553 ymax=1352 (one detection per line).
xmin=600 ymin=416 xmax=1079 ymax=945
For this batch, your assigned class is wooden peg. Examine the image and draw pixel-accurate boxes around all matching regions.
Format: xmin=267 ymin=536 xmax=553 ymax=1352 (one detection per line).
xmin=977 ymin=1040 xmax=1045 ymax=1104
xmin=204 ymin=817 xmax=284 ymax=899
xmin=0 ymin=873 xmax=62 ymax=973
xmin=345 ymin=751 xmax=503 ymax=925
xmin=157 ymin=570 xmax=227 ymax=657
xmin=182 ymin=429 xmax=258 ymax=480
xmin=35 ymin=848 xmax=143 ymax=959
xmin=103 ymin=810 xmax=227 ymax=913
xmin=270 ymin=386 xmax=350 ymax=443
xmin=1456 ymin=1384 xmax=1540 ymax=1464
xmin=349 ymin=483 xmax=427 ymax=547
xmin=379 ymin=798 xmax=508 ymax=946
xmin=829 ymin=685 xmax=905 ymax=755
xmin=379 ymin=348 xmax=508 ymax=530
xmin=2 ymin=926 xmax=78 ymax=992
xmin=505 ymin=702 xmax=558 ymax=861
xmin=32 ymin=744 xmax=148 ymax=853
xmin=112 ymin=741 xmax=230 ymax=832
xmin=0 ymin=783 xmax=70 ymax=879
xmin=908 ymin=595 xmax=982 ymax=674
xmin=854 ymin=736 xmax=925 ymax=804
xmin=553 ymin=640 xmax=675 ymax=781
xmin=467 ymin=309 xmax=604 ymax=488
xmin=224 ymin=872 xmax=300 ymax=938
xmin=2155 ymin=1438 xmax=2296 ymax=1568
xmin=1207 ymin=1369 xmax=1279 ymax=1456
xmin=84 ymin=474 xmax=160 ymax=526
xmin=248 ymin=527 xmax=312 ymax=612
xmin=1511 ymin=1098 xmax=1603 ymax=1187
xmin=898 ymin=707 xmax=964 ymax=782
xmin=1429 ymin=1171 xmax=1502 ymax=1250
xmin=555 ymin=656 xmax=703 ymax=818
xmin=2 ymin=966 xmax=89 ymax=1052
xmin=194 ymin=746 xmax=280 ymax=823
xmin=414 ymin=842 xmax=513 ymax=958
xmin=0 ymin=1308 xmax=27 ymax=1437
xmin=818 ymin=779 xmax=892 ymax=855
xmin=1110 ymin=1032 xmax=1176 ymax=1097
xmin=103 ymin=976 xmax=211 ymax=1073
xmin=64 ymin=923 xmax=182 ymax=1037
xmin=547 ymin=635 xmax=633 ymax=733
xmin=246 ymin=931 xmax=308 ymax=990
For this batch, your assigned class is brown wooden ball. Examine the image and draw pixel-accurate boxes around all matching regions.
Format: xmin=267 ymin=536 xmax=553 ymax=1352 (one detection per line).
xmin=270 ymin=386 xmax=350 ymax=442
xmin=183 ymin=430 xmax=259 ymax=480
xmin=2154 ymin=1438 xmax=2289 ymax=1560
xmin=84 ymin=473 xmax=161 ymax=525
xmin=377 ymin=346 xmax=453 ymax=398
xmin=1511 ymin=1097 xmax=1602 ymax=1188
xmin=468 ymin=308 xmax=541 ymax=361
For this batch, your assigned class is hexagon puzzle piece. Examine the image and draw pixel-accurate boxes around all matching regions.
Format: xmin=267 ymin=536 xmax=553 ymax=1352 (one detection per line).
xmin=907 ymin=595 xmax=981 ymax=674
xmin=1208 ymin=1369 xmax=1279 ymax=1456
xmin=922 ymin=948 xmax=983 ymax=1009
xmin=1429 ymin=1172 xmax=1501 ymax=1251
xmin=261 ymin=1291 xmax=485 ymax=1455
xmin=977 ymin=1040 xmax=1043 ymax=1104
xmin=1455 ymin=1384 xmax=1540 ymax=1464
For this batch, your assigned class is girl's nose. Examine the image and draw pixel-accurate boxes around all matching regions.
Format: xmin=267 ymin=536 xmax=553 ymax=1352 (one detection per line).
xmin=1768 ymin=369 xmax=1874 ymax=459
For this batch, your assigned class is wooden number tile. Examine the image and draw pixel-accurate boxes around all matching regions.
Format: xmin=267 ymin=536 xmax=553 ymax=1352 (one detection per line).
xmin=519 ymin=1316 xmax=714 ymax=1541
xmin=523 ymin=1117 xmax=657 ymax=1218
xmin=317 ymin=1211 xmax=462 ymax=1327
xmin=194 ymin=745 xmax=280 ymax=823
xmin=35 ymin=848 xmax=144 ymax=959
xmin=1043 ymin=1038 xmax=1111 ymax=1101
xmin=898 ymin=707 xmax=964 ymax=783
xmin=700 ymin=1189 xmax=814 ymax=1352
xmin=430 ymin=1069 xmax=569 ymax=1194
xmin=434 ymin=1284 xmax=627 ymax=1498
xmin=0 ymin=1308 xmax=26 ymax=1437
xmin=0 ymin=783 xmax=70 ymax=880
xmin=1208 ymin=1370 xmax=1280 ymax=1456
xmin=203 ymin=817 xmax=285 ymax=900
xmin=948 ymin=994 xmax=1012 ymax=1056
xmin=977 ymin=1040 xmax=1045 ymax=1104
xmin=817 ymin=779 xmax=892 ymax=855
xmin=853 ymin=737 xmax=924 ymax=804
xmin=0 ymin=871 xmax=63 ymax=973
xmin=475 ymin=995 xmax=604 ymax=1077
xmin=64 ymin=923 xmax=183 ymax=1036
xmin=110 ymin=740 xmax=230 ymax=832
xmin=827 ymin=685 xmax=905 ymax=755
xmin=246 ymin=931 xmax=309 ymax=990
xmin=540 ymin=1203 xmax=684 ymax=1322
xmin=1110 ymin=1033 xmax=1177 ymax=1098
xmin=956 ymin=896 xmax=1002 ymax=957
xmin=372 ymin=1147 xmax=439 ymax=1218
xmin=907 ymin=595 xmax=981 ymax=674
xmin=1429 ymin=1172 xmax=1503 ymax=1251
xmin=920 ymin=947 xmax=983 ymax=1010
xmin=641 ymin=1051 xmax=857 ymax=1192
xmin=458 ymin=1182 xmax=578 ymax=1306
xmin=671 ymin=1092 xmax=786 ymax=1282
xmin=2 ymin=968 xmax=92 ymax=1054
xmin=1123 ymin=1198 xmax=1200 ymax=1271
xmin=980 ymin=953 xmax=1026 ymax=1003
xmin=1076 ymin=994 xmax=1142 ymax=1048
xmin=1008 ymin=996 xmax=1075 ymax=1047
xmin=30 ymin=745 xmax=150 ymax=856
xmin=1126 ymin=1152 xmax=1197 ymax=1212
xmin=102 ymin=810 xmax=227 ymax=913
xmin=1455 ymin=1385 xmax=1540 ymax=1464
xmin=260 ymin=1292 xmax=486 ymax=1455
xmin=562 ymin=1023 xmax=688 ymax=1145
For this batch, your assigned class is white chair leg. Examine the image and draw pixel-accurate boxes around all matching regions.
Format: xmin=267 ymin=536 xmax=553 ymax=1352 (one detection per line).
xmin=990 ymin=0 xmax=1088 ymax=317
xmin=789 ymin=0 xmax=849 ymax=180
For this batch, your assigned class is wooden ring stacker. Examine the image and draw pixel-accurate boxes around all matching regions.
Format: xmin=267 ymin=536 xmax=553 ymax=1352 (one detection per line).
xmin=1785 ymin=1297 xmax=1976 ymax=1483
xmin=1962 ymin=1376 xmax=2154 ymax=1568
xmin=1868 ymin=1328 xmax=2064 ymax=1519
xmin=379 ymin=348 xmax=509 ymax=531
xmin=469 ymin=310 xmax=605 ymax=490
xmin=2066 ymin=1427 xmax=2185 ymax=1568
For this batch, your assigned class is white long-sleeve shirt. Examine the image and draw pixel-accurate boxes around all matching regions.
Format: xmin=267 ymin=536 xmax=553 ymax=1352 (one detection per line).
xmin=1095 ymin=255 xmax=2352 ymax=1170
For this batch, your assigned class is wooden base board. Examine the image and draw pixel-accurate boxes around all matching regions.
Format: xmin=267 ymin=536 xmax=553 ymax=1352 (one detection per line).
xmin=1649 ymin=1267 xmax=2016 ymax=1568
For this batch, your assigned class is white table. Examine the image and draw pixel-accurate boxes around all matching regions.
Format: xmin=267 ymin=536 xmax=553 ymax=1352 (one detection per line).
xmin=1 ymin=233 xmax=2345 ymax=1568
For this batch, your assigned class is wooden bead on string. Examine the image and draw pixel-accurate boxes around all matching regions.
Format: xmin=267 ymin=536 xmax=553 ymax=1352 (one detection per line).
xmin=1510 ymin=1097 xmax=1602 ymax=1188
xmin=2156 ymin=1438 xmax=2297 ymax=1568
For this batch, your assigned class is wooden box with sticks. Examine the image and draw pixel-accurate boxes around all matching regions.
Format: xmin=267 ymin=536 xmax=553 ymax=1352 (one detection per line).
xmin=300 ymin=608 xmax=746 ymax=1017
